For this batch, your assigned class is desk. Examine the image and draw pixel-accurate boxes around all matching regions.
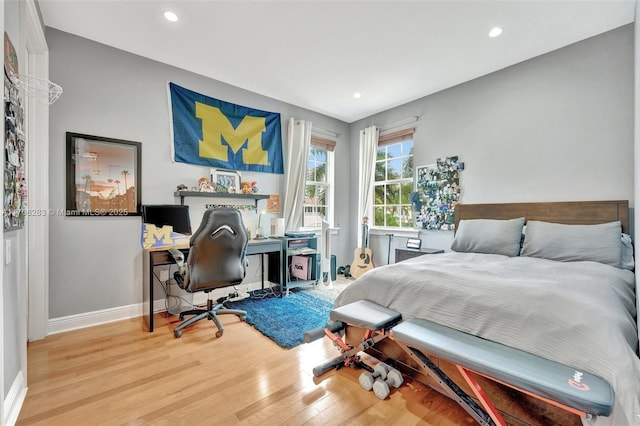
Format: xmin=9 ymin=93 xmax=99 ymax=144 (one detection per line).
xmin=143 ymin=238 xmax=283 ymax=332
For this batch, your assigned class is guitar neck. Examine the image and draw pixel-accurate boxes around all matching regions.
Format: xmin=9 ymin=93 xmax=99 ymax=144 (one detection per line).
xmin=360 ymin=221 xmax=369 ymax=252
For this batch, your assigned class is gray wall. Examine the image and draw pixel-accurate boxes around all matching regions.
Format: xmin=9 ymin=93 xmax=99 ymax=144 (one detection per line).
xmin=47 ymin=28 xmax=350 ymax=319
xmin=349 ymin=25 xmax=634 ymax=265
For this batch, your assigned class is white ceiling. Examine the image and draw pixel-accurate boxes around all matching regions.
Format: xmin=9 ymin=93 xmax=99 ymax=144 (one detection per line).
xmin=38 ymin=0 xmax=636 ymax=123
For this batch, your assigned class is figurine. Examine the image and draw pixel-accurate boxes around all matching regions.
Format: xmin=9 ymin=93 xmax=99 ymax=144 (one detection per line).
xmin=251 ymin=181 xmax=260 ymax=193
xmin=176 ymin=184 xmax=188 ymax=191
xmin=241 ymin=181 xmax=252 ymax=194
xmin=198 ymin=177 xmax=215 ymax=192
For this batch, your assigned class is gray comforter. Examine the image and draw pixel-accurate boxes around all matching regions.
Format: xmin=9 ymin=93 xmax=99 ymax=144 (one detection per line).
xmin=334 ymin=252 xmax=640 ymax=426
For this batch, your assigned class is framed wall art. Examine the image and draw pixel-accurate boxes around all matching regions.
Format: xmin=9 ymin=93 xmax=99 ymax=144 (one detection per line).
xmin=211 ymin=168 xmax=241 ymax=193
xmin=414 ymin=156 xmax=464 ymax=231
xmin=267 ymin=194 xmax=280 ymax=213
xmin=66 ymin=132 xmax=141 ymax=216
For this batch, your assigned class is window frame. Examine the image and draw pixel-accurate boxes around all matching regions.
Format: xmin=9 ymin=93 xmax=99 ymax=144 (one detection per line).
xmin=302 ymin=134 xmax=335 ymax=229
xmin=371 ymin=128 xmax=415 ymax=232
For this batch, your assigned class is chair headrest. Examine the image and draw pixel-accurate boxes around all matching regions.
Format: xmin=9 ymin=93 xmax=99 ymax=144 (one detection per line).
xmin=182 ymin=208 xmax=248 ymax=292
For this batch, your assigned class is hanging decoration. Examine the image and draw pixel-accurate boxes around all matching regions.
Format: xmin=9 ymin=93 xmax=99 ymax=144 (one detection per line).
xmin=168 ymin=82 xmax=284 ymax=174
xmin=414 ymin=156 xmax=464 ymax=231
xmin=4 ymin=32 xmax=26 ymax=231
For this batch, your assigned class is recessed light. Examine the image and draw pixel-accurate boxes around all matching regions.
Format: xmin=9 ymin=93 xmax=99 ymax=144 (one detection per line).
xmin=353 ymin=92 xmax=362 ymax=99
xmin=164 ymin=11 xmax=178 ymax=22
xmin=488 ymin=27 xmax=502 ymax=38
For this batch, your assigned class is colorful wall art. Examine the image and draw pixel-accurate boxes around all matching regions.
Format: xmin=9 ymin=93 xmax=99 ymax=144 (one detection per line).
xmin=4 ymin=32 xmax=26 ymax=231
xmin=414 ymin=156 xmax=464 ymax=231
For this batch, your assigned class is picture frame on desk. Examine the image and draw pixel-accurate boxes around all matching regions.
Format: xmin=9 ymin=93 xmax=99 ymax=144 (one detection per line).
xmin=65 ymin=132 xmax=141 ymax=216
xmin=406 ymin=237 xmax=422 ymax=249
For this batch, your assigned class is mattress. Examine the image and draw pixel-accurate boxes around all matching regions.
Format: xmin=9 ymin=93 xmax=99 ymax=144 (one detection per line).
xmin=333 ymin=252 xmax=640 ymax=426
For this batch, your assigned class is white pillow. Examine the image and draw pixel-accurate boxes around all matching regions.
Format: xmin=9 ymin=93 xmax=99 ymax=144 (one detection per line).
xmin=521 ymin=221 xmax=622 ymax=267
xmin=451 ymin=217 xmax=525 ymax=257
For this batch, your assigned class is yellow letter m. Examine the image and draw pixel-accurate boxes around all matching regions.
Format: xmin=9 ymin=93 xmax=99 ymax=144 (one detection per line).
xmin=142 ymin=224 xmax=174 ymax=249
xmin=196 ymin=103 xmax=269 ymax=165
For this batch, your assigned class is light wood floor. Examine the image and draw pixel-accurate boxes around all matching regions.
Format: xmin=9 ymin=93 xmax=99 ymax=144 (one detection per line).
xmin=17 ymin=311 xmax=476 ymax=425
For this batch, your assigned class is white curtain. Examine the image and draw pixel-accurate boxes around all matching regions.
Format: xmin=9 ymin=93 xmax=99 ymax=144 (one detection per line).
xmin=357 ymin=126 xmax=379 ymax=235
xmin=283 ymin=118 xmax=312 ymax=231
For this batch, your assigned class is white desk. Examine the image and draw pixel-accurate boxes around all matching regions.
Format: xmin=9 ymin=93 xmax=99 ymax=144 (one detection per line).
xmin=143 ymin=238 xmax=283 ymax=332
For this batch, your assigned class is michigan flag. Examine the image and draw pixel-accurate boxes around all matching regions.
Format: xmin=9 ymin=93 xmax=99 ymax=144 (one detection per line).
xmin=169 ymin=82 xmax=284 ymax=174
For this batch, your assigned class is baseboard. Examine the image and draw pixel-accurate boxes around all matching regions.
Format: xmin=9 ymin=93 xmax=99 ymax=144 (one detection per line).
xmin=48 ymin=281 xmax=267 ymax=335
xmin=48 ymin=303 xmax=143 ymax=335
xmin=3 ymin=371 xmax=27 ymax=426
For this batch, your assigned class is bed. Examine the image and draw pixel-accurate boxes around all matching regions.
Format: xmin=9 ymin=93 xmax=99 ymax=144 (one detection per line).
xmin=333 ymin=200 xmax=639 ymax=426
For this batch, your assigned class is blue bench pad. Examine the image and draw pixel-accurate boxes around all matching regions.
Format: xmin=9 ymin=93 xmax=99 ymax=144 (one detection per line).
xmin=392 ymin=318 xmax=613 ymax=416
xmin=330 ymin=300 xmax=401 ymax=331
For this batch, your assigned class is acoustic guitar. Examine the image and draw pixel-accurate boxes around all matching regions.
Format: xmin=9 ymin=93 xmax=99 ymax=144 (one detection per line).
xmin=350 ymin=216 xmax=374 ymax=278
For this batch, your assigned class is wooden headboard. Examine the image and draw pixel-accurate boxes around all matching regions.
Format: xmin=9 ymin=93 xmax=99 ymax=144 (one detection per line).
xmin=455 ymin=200 xmax=629 ymax=234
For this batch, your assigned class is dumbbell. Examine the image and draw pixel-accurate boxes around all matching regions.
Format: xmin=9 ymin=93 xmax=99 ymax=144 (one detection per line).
xmin=372 ymin=367 xmax=404 ymax=400
xmin=359 ymin=362 xmax=389 ymax=391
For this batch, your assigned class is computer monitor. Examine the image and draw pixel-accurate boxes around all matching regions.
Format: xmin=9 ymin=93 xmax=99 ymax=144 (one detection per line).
xmin=142 ymin=204 xmax=192 ymax=235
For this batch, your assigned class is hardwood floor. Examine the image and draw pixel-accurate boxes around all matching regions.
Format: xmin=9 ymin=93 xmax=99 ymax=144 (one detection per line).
xmin=17 ymin=311 xmax=477 ymax=425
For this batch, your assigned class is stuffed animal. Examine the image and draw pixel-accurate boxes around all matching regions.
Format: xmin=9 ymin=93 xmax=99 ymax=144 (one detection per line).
xmin=241 ymin=181 xmax=252 ymax=194
xmin=198 ymin=177 xmax=215 ymax=192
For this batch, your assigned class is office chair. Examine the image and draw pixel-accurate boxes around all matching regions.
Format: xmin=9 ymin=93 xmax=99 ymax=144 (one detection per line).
xmin=170 ymin=208 xmax=248 ymax=338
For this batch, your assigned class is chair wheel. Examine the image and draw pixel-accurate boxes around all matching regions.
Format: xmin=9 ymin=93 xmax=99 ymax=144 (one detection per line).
xmin=174 ymin=329 xmax=182 ymax=338
xmin=179 ymin=313 xmax=185 ymax=320
xmin=215 ymin=330 xmax=223 ymax=338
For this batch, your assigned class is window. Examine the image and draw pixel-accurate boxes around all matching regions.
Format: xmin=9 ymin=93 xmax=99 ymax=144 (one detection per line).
xmin=373 ymin=129 xmax=414 ymax=228
xmin=303 ymin=135 xmax=335 ymax=228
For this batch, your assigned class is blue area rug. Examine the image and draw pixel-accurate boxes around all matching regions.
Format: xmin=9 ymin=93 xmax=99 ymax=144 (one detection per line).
xmin=226 ymin=289 xmax=334 ymax=349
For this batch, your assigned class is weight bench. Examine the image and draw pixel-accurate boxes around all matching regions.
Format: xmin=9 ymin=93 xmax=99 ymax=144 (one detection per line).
xmin=307 ymin=300 xmax=614 ymax=426
xmin=392 ymin=318 xmax=614 ymax=425
xmin=304 ymin=300 xmax=402 ymax=377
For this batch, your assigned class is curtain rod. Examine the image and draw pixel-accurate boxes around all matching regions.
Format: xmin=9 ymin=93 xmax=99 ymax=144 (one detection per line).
xmin=379 ymin=115 xmax=420 ymax=133
xmin=312 ymin=126 xmax=341 ymax=139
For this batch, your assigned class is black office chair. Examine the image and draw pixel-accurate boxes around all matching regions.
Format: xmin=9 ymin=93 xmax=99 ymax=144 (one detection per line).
xmin=170 ymin=208 xmax=248 ymax=338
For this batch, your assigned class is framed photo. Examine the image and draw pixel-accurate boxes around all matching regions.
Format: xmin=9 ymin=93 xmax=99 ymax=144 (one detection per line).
xmin=406 ymin=238 xmax=422 ymax=250
xmin=66 ymin=132 xmax=141 ymax=216
xmin=267 ymin=194 xmax=280 ymax=213
xmin=211 ymin=168 xmax=241 ymax=193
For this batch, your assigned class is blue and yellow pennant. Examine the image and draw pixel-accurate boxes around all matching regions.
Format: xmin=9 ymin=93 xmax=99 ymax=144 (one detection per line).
xmin=169 ymin=82 xmax=284 ymax=174
xmin=141 ymin=223 xmax=190 ymax=249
